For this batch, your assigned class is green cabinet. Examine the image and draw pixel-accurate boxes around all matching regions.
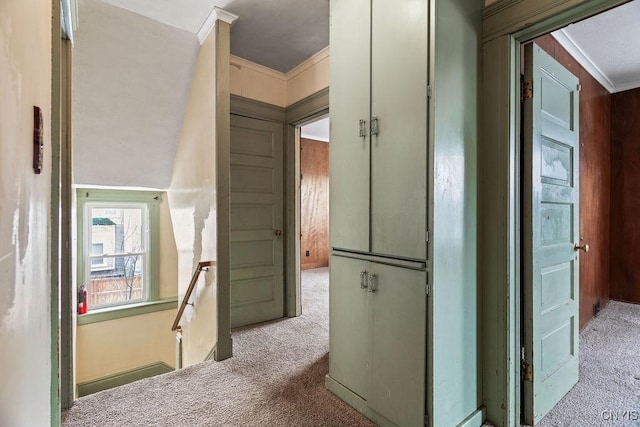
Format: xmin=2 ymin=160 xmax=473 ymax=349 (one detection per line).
xmin=329 ymin=0 xmax=428 ymax=261
xmin=329 ymin=255 xmax=427 ymax=426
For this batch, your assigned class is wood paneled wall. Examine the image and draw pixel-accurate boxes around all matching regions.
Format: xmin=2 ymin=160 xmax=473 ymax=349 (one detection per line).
xmin=300 ymin=138 xmax=329 ymax=270
xmin=532 ymin=35 xmax=612 ymax=329
xmin=610 ymin=88 xmax=640 ymax=304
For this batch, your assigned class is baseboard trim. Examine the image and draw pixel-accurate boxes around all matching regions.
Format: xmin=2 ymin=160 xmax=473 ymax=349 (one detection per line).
xmin=325 ymin=375 xmax=396 ymax=427
xmin=77 ymin=361 xmax=174 ymax=397
xmin=457 ymin=407 xmax=485 ymax=427
xmin=205 ymin=344 xmax=217 ymax=362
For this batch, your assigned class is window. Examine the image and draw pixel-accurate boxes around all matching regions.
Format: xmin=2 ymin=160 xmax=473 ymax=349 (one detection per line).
xmin=77 ymin=189 xmax=161 ymax=313
xmin=91 ymin=243 xmax=105 ymax=267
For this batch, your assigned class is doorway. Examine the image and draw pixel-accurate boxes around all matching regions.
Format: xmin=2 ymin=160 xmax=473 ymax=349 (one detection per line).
xmin=297 ymin=116 xmax=330 ymax=314
xmin=481 ymin=0 xmax=631 ymax=425
xmin=519 ymin=3 xmax=640 ymax=423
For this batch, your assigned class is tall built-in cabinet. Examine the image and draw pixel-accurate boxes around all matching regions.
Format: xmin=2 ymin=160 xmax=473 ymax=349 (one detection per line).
xmin=327 ymin=0 xmax=430 ymax=426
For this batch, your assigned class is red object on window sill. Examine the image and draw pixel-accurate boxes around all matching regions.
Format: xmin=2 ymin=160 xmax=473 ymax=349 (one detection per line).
xmin=78 ymin=285 xmax=88 ymax=315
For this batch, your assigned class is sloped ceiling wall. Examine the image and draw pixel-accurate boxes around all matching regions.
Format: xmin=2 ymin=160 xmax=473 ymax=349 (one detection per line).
xmin=73 ymin=0 xmax=200 ymax=188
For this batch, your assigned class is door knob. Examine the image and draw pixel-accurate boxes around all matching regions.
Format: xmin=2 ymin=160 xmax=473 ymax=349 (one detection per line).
xmin=274 ymin=229 xmax=283 ymax=237
xmin=574 ymin=243 xmax=589 ymax=253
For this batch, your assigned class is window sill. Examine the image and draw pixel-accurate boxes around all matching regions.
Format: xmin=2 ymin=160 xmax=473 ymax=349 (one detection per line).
xmin=77 ymin=298 xmax=178 ymax=325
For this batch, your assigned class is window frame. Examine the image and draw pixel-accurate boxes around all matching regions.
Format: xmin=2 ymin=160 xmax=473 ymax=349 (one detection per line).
xmin=76 ymin=189 xmax=162 ymax=318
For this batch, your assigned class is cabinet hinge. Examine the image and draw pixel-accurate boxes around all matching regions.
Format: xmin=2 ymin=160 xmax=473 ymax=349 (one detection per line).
xmin=427 ymin=85 xmax=433 ymax=99
xmin=522 ymin=80 xmax=533 ymax=100
xmin=521 ymin=359 xmax=533 ymax=381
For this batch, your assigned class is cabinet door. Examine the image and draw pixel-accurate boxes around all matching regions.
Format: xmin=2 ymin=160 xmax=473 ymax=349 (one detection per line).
xmin=370 ymin=0 xmax=429 ymax=260
xmin=369 ymin=264 xmax=426 ymax=426
xmin=329 ymin=0 xmax=371 ymax=253
xmin=329 ymin=256 xmax=370 ymax=399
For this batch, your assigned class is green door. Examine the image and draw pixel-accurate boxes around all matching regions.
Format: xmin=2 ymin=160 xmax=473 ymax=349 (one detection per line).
xmin=523 ymin=43 xmax=580 ymax=425
xmin=230 ymin=115 xmax=284 ymax=328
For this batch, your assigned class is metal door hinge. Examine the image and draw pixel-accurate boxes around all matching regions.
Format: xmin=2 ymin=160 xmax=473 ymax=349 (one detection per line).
xmin=522 ymin=80 xmax=533 ymax=101
xmin=427 ymin=85 xmax=433 ymax=99
xmin=577 ymin=83 xmax=582 ymax=92
xmin=425 ymin=282 xmax=430 ymax=296
xmin=521 ymin=360 xmax=533 ymax=381
xmin=426 ymin=230 xmax=430 ymax=243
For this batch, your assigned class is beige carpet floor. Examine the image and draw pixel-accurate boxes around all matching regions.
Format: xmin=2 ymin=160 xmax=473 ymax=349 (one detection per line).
xmin=537 ymin=300 xmax=640 ymax=427
xmin=62 ymin=267 xmax=374 ymax=427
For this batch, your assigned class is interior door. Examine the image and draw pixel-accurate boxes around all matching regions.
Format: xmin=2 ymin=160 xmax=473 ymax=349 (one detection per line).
xmin=523 ymin=43 xmax=580 ymax=425
xmin=329 ymin=0 xmax=370 ymax=253
xmin=370 ymin=0 xmax=428 ymax=260
xmin=230 ymin=114 xmax=284 ymax=328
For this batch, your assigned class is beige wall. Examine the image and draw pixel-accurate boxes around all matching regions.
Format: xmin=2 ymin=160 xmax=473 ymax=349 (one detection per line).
xmin=76 ymin=309 xmax=177 ymax=382
xmin=0 ymin=0 xmax=53 ymax=424
xmin=286 ymin=47 xmax=329 ymax=105
xmin=230 ymin=47 xmax=329 ymax=107
xmin=75 ymin=196 xmax=179 ymax=384
xmin=230 ymin=55 xmax=287 ymax=107
xmin=168 ymin=25 xmax=221 ymax=367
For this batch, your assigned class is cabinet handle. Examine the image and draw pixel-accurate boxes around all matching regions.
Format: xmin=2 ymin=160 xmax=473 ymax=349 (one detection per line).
xmin=359 ymin=119 xmax=367 ymax=138
xmin=370 ymin=117 xmax=379 ymax=136
xmin=367 ymin=273 xmax=377 ymax=293
xmin=360 ymin=270 xmax=368 ymax=289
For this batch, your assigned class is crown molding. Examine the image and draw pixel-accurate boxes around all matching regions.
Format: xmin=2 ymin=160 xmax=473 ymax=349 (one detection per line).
xmin=285 ymin=46 xmax=329 ymax=80
xmin=552 ymin=29 xmax=615 ymax=93
xmin=197 ymin=7 xmax=239 ymax=44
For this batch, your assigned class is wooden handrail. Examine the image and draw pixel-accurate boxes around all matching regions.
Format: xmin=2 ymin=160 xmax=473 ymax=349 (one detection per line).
xmin=171 ymin=261 xmax=215 ymax=332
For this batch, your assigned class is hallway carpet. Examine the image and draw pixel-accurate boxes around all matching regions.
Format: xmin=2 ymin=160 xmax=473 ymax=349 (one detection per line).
xmin=62 ymin=267 xmax=373 ymax=427
xmin=538 ymin=301 xmax=640 ymax=427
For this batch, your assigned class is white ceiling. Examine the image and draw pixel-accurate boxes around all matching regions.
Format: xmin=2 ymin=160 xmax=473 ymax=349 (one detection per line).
xmin=97 ymin=0 xmax=329 ymax=73
xmin=552 ymin=1 xmax=640 ymax=93
xmin=73 ymin=0 xmax=199 ymax=188
xmin=73 ymin=0 xmax=329 ymax=188
xmin=301 ymin=117 xmax=330 ymax=142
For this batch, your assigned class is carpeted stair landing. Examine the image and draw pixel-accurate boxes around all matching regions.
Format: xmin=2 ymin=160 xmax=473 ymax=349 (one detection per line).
xmin=62 ymin=268 xmax=373 ymax=427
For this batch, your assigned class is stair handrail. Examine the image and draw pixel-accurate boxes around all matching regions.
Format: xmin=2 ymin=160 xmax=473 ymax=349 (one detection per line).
xmin=171 ymin=261 xmax=215 ymax=332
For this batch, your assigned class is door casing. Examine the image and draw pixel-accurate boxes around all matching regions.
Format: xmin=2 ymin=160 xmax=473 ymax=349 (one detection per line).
xmin=481 ymin=0 xmax=628 ymax=425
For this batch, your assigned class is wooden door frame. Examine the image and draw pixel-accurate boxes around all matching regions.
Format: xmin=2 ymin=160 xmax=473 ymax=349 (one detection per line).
xmin=284 ymin=88 xmax=329 ymax=317
xmin=481 ymin=0 xmax=628 ymax=425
